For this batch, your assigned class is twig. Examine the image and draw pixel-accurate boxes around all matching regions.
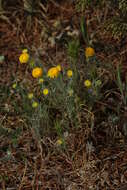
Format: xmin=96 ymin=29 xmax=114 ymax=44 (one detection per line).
xmin=18 ymin=162 xmax=27 ymax=190
xmin=48 ymin=0 xmax=72 ymax=12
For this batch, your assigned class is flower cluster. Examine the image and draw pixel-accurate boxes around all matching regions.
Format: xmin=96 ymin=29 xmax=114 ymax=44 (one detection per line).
xmin=18 ymin=46 xmax=102 ymax=114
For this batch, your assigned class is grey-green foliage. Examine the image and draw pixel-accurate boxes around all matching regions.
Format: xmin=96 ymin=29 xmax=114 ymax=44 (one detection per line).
xmin=116 ymin=64 xmax=127 ymax=106
xmin=67 ymin=39 xmax=80 ymax=61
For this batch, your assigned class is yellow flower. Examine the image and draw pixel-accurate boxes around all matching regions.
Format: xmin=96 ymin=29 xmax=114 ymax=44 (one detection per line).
xmin=43 ymin=88 xmax=49 ymax=96
xmin=84 ymin=80 xmax=92 ymax=88
xmin=47 ymin=67 xmax=59 ymax=78
xmin=56 ymin=65 xmax=61 ymax=72
xmin=32 ymin=101 xmax=38 ymax=108
xmin=22 ymin=49 xmax=28 ymax=53
xmin=39 ymin=78 xmax=44 ymax=84
xmin=95 ymin=80 xmax=102 ymax=86
xmin=28 ymin=93 xmax=34 ymax=99
xmin=12 ymin=83 xmax=17 ymax=89
xmin=32 ymin=67 xmax=43 ymax=78
xmin=67 ymin=70 xmax=73 ymax=77
xmin=56 ymin=139 xmax=63 ymax=145
xmin=85 ymin=47 xmax=95 ymax=58
xmin=19 ymin=53 xmax=29 ymax=64
xmin=68 ymin=89 xmax=74 ymax=96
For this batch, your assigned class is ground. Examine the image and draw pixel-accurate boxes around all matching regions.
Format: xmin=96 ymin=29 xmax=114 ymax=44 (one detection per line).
xmin=0 ymin=1 xmax=127 ymax=190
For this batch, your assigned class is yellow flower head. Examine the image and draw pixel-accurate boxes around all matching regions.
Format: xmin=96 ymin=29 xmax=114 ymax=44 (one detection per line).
xmin=68 ymin=89 xmax=74 ymax=96
xmin=84 ymin=80 xmax=92 ymax=88
xmin=32 ymin=67 xmax=43 ymax=78
xmin=67 ymin=70 xmax=73 ymax=77
xmin=19 ymin=52 xmax=29 ymax=64
xmin=32 ymin=101 xmax=38 ymax=108
xmin=43 ymin=88 xmax=49 ymax=96
xmin=28 ymin=93 xmax=34 ymax=99
xmin=56 ymin=65 xmax=61 ymax=72
xmin=39 ymin=78 xmax=44 ymax=84
xmin=85 ymin=47 xmax=95 ymax=59
xmin=12 ymin=83 xmax=17 ymax=89
xmin=47 ymin=67 xmax=59 ymax=78
xmin=56 ymin=139 xmax=63 ymax=145
xmin=22 ymin=49 xmax=28 ymax=53
xmin=95 ymin=80 xmax=102 ymax=86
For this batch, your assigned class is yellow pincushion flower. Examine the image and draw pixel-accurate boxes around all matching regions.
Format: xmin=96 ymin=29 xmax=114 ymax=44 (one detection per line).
xmin=19 ymin=52 xmax=29 ymax=64
xmin=47 ymin=67 xmax=59 ymax=78
xmin=39 ymin=78 xmax=44 ymax=84
xmin=84 ymin=80 xmax=92 ymax=88
xmin=67 ymin=70 xmax=73 ymax=77
xmin=22 ymin=49 xmax=28 ymax=53
xmin=56 ymin=65 xmax=61 ymax=72
xmin=68 ymin=89 xmax=74 ymax=96
xmin=56 ymin=139 xmax=63 ymax=145
xmin=12 ymin=83 xmax=17 ymax=89
xmin=32 ymin=101 xmax=38 ymax=108
xmin=32 ymin=67 xmax=43 ymax=78
xmin=43 ymin=88 xmax=49 ymax=96
xmin=95 ymin=80 xmax=102 ymax=87
xmin=28 ymin=93 xmax=34 ymax=99
xmin=85 ymin=47 xmax=95 ymax=59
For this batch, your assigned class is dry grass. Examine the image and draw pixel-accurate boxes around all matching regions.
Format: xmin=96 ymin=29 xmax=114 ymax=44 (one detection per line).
xmin=0 ymin=1 xmax=127 ymax=190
